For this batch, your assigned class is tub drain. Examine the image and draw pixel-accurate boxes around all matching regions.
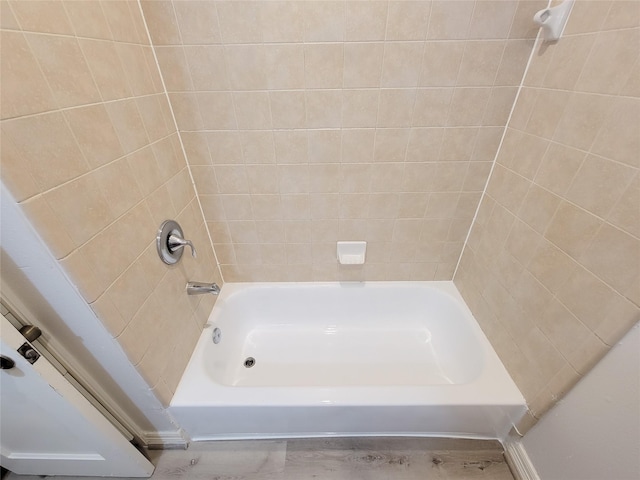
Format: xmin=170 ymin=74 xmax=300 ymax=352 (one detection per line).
xmin=244 ymin=357 xmax=255 ymax=368
xmin=212 ymin=327 xmax=221 ymax=344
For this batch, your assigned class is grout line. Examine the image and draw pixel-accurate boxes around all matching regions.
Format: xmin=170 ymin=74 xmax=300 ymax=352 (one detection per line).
xmin=135 ymin=0 xmax=225 ymax=284
xmin=54 ymin=159 xmax=189 ymax=267
xmin=18 ymin=130 xmax=176 ymax=203
xmin=0 ymin=26 xmax=155 ymax=47
xmin=15 ymin=22 xmax=621 ymax=50
xmin=470 ymin=181 xmax=639 ymax=333
xmin=91 ymin=244 xmax=165 ymax=334
xmin=504 ymin=123 xmax=638 ymax=172
xmin=151 ymin=86 xmax=640 ymax=102
xmin=0 ymin=91 xmax=166 ymax=123
xmin=215 ymin=0 xmax=245 ymax=269
xmin=477 ymin=145 xmax=640 ymax=243
xmin=452 ymin=30 xmax=544 ymax=280
xmin=474 ymin=194 xmax=633 ymax=348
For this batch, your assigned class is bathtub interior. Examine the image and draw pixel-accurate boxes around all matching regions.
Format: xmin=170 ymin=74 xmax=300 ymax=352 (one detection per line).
xmin=205 ymin=283 xmax=484 ymax=387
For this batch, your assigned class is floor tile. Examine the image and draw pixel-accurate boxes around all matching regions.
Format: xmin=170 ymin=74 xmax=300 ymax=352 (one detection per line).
xmin=5 ymin=437 xmax=513 ymax=480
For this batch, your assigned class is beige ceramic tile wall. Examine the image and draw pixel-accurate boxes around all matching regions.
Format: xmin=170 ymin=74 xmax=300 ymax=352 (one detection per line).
xmin=454 ymin=0 xmax=640 ymax=432
xmin=0 ymin=0 xmax=221 ymax=406
xmin=141 ymin=0 xmax=544 ymax=282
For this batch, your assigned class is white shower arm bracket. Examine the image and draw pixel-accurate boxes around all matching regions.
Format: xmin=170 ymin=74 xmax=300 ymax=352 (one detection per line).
xmin=533 ymin=0 xmax=575 ymax=42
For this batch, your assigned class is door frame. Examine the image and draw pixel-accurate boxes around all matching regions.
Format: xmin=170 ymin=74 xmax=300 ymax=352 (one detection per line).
xmin=0 ymin=314 xmax=155 ymax=477
xmin=0 ymin=296 xmax=136 ymax=443
xmin=1 ymin=182 xmax=185 ymax=448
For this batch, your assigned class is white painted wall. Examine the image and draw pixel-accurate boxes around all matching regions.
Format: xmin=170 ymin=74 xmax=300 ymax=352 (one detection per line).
xmin=522 ymin=323 xmax=640 ymax=480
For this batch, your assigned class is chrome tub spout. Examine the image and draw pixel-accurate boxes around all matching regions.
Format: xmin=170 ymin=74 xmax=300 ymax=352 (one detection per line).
xmin=186 ymin=282 xmax=221 ymax=295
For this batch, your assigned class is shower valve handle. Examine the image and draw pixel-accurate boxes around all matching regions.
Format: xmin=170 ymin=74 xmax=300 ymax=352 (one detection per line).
xmin=168 ymin=234 xmax=197 ymax=258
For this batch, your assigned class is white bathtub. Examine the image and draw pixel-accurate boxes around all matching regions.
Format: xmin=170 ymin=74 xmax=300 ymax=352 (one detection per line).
xmin=170 ymin=282 xmax=526 ymax=441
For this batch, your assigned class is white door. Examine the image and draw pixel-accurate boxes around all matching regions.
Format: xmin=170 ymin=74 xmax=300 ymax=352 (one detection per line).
xmin=0 ymin=316 xmax=154 ymax=477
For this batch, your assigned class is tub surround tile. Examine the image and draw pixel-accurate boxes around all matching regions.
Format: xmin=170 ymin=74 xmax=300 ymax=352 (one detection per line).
xmin=102 ymin=259 xmax=156 ymax=329
xmin=0 ymin=1 xmax=18 ymax=30
xmin=269 ymin=91 xmax=306 ymax=130
xmin=517 ymin=184 xmax=561 ymax=235
xmin=26 ymin=33 xmax=101 ymax=109
xmin=447 ymin=88 xmax=492 ymax=126
xmin=413 ymin=89 xmax=453 ymax=127
xmin=608 ymin=173 xmax=640 ymax=239
xmin=500 ymin=132 xmax=549 ymax=180
xmin=63 ymin=104 xmax=125 ymax=169
xmin=139 ymin=0 xmax=541 ymax=287
xmin=265 ymin=45 xmax=305 ymax=90
xmin=566 ymin=332 xmax=611 ymax=376
xmin=509 ymin=1 xmax=548 ymax=39
xmin=305 ymin=90 xmax=342 ymax=128
xmin=484 ymin=87 xmax=519 ymax=127
xmin=129 ymin=148 xmax=166 ymax=198
xmin=173 ymin=1 xmax=221 ymax=45
xmin=419 ymin=42 xmax=465 ymax=87
xmin=63 ymin=1 xmax=112 ymax=41
xmin=533 ymin=142 xmax=586 ymax=196
xmin=155 ymin=46 xmax=193 ymax=92
xmin=553 ymin=92 xmax=613 ymax=152
xmin=454 ymin=0 xmax=640 ymax=436
xmin=136 ymin=311 xmax=185 ymax=389
xmin=115 ymin=44 xmax=157 ymax=98
xmin=342 ymin=90 xmax=379 ymax=128
xmin=386 ymin=1 xmax=430 ymax=41
xmin=139 ymin=0 xmax=181 ymax=46
xmin=439 ymin=127 xmax=477 ymax=161
xmin=427 ymin=1 xmax=475 ymax=40
xmin=0 ymin=30 xmax=57 ymax=119
xmin=185 ymin=46 xmax=229 ymax=92
xmin=594 ymin=295 xmax=640 ymax=346
xmin=579 ymin=223 xmax=640 ymax=299
xmin=1 ymin=112 xmax=90 ymax=195
xmin=20 ymin=196 xmax=77 ymax=259
xmin=381 ymin=42 xmax=424 ymax=88
xmin=105 ymin=99 xmax=151 ymax=155
xmin=95 ymin=158 xmax=145 ymax=218
xmin=43 ymin=172 xmax=115 ymax=247
xmin=10 ymin=0 xmax=74 ymax=36
xmin=304 ymin=43 xmax=344 ymax=89
xmin=591 ymin=96 xmax=640 ymax=168
xmin=543 ymin=35 xmax=598 ymax=92
xmin=562 ymin=0 xmax=610 ymax=36
xmin=620 ymin=58 xmax=640 ymax=98
xmin=167 ymin=93 xmax=204 ymax=131
xmin=90 ymin=293 xmax=128 ymax=339
xmin=576 ymin=28 xmax=639 ymax=95
xmin=457 ymin=41 xmax=505 ymax=87
xmin=136 ymin=95 xmax=173 ymax=143
xmin=469 ymin=1 xmax=518 ymax=40
xmin=496 ymin=39 xmax=534 ymax=86
xmin=544 ymin=201 xmax=603 ymax=260
xmin=527 ymin=240 xmax=577 ymax=293
xmin=343 ymin=43 xmax=384 ymax=88
xmin=117 ymin=292 xmax=165 ymax=366
xmin=1 ymin=0 xmax=220 ymax=415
